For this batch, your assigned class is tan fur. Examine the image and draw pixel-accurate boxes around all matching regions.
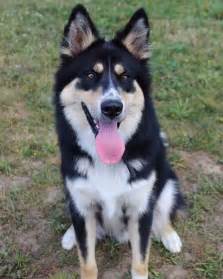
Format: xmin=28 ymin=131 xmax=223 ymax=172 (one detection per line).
xmin=120 ymin=81 xmax=144 ymax=141
xmin=60 ymin=79 xmax=102 ymax=130
xmin=122 ymin=18 xmax=149 ymax=59
xmin=128 ymin=218 xmax=150 ymax=278
xmin=85 ymin=214 xmax=97 ymax=266
xmin=67 ymin=14 xmax=96 ymax=55
xmin=162 ymin=223 xmax=175 ymax=236
xmin=114 ymin=63 xmax=125 ymax=75
xmin=60 ymin=79 xmax=101 ymax=107
xmin=60 ymin=47 xmax=72 ymax=56
xmin=132 ymin=262 xmax=148 ymax=277
xmin=93 ymin=63 xmax=104 ymax=73
xmin=123 ymin=33 xmax=149 ymax=59
xmin=78 ymin=214 xmax=98 ymax=279
xmin=81 ymin=264 xmax=97 ymax=279
xmin=60 ymin=79 xmax=144 ymax=143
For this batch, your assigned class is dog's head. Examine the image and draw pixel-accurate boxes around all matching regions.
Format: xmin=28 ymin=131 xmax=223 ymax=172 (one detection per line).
xmin=56 ymin=5 xmax=151 ymax=163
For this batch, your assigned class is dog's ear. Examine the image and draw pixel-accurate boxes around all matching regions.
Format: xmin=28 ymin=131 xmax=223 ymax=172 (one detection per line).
xmin=61 ymin=4 xmax=99 ymax=57
xmin=114 ymin=8 xmax=150 ymax=60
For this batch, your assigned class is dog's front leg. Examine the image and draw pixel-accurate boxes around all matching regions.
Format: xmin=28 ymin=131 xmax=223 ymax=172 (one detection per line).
xmin=69 ymin=202 xmax=97 ymax=279
xmin=128 ymin=211 xmax=153 ymax=279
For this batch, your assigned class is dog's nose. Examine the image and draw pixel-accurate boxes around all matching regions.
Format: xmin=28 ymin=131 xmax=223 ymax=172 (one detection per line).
xmin=101 ymin=100 xmax=123 ymax=119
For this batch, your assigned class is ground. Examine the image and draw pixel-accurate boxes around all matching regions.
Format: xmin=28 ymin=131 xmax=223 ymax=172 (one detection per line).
xmin=0 ymin=0 xmax=223 ymax=278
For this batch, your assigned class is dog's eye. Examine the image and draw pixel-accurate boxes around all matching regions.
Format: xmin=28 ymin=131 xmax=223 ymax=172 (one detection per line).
xmin=120 ymin=73 xmax=130 ymax=81
xmin=87 ymin=72 xmax=95 ymax=80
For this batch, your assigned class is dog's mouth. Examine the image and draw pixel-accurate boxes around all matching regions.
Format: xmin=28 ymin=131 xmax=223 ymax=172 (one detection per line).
xmin=81 ymin=102 xmax=99 ymax=136
xmin=81 ymin=102 xmax=125 ymax=164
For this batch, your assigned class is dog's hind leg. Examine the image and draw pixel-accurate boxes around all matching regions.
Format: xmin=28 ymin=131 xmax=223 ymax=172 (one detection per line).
xmin=152 ymin=179 xmax=182 ymax=253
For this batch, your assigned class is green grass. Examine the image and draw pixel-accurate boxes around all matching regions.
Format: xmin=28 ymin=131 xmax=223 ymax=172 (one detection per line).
xmin=195 ymin=254 xmax=223 ymax=279
xmin=0 ymin=0 xmax=223 ymax=278
xmin=49 ymin=272 xmax=78 ymax=279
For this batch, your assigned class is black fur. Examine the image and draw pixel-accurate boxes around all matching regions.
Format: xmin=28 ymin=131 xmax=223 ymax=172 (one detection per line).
xmin=69 ymin=197 xmax=87 ymax=260
xmin=138 ymin=196 xmax=155 ymax=260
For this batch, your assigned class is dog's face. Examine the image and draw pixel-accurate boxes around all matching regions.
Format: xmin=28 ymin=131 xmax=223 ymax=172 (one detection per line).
xmin=57 ymin=5 xmax=150 ymax=161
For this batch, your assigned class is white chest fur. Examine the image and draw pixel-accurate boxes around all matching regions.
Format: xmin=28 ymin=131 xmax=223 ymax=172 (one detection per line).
xmin=66 ymin=159 xmax=156 ymax=222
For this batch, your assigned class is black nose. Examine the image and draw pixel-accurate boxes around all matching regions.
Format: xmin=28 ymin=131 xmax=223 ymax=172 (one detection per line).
xmin=101 ymin=100 xmax=123 ymax=119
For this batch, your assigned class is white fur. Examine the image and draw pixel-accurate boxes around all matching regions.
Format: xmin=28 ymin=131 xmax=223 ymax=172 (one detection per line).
xmin=60 ymin=47 xmax=72 ymax=56
xmin=63 ymin=104 xmax=98 ymax=158
xmin=152 ymin=179 xmax=182 ymax=253
xmin=63 ymin=177 xmax=182 ymax=254
xmin=161 ymin=230 xmax=182 ymax=253
xmin=152 ymin=179 xmax=176 ymax=239
xmin=160 ymin=131 xmax=169 ymax=147
xmin=62 ymin=225 xmax=76 ymax=250
xmin=129 ymin=159 xmax=145 ymax=172
xmin=62 ymin=224 xmax=106 ymax=250
xmin=75 ymin=157 xmax=91 ymax=176
xmin=66 ymin=158 xmax=156 ymax=241
xmin=131 ymin=271 xmax=148 ymax=279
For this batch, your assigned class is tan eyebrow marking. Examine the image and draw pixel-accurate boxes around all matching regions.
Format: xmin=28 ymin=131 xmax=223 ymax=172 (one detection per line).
xmin=93 ymin=62 xmax=104 ymax=73
xmin=60 ymin=47 xmax=72 ymax=56
xmin=114 ymin=64 xmax=125 ymax=75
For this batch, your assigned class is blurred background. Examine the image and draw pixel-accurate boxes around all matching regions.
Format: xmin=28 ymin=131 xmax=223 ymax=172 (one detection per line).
xmin=0 ymin=1 xmax=222 ymax=278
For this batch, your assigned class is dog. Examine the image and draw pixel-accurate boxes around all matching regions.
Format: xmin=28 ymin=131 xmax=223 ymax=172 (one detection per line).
xmin=54 ymin=5 xmax=184 ymax=279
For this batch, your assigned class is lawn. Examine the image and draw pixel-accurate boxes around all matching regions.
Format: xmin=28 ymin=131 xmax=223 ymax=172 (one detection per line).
xmin=0 ymin=0 xmax=223 ymax=278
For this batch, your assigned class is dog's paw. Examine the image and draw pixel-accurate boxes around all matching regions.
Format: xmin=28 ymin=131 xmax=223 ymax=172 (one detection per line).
xmin=132 ymin=272 xmax=148 ymax=279
xmin=131 ymin=271 xmax=148 ymax=279
xmin=161 ymin=230 xmax=182 ymax=253
xmin=160 ymin=131 xmax=169 ymax=148
xmin=61 ymin=225 xmax=76 ymax=250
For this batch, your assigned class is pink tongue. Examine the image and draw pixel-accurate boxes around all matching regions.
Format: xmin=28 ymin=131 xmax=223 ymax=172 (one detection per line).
xmin=95 ymin=121 xmax=125 ymax=164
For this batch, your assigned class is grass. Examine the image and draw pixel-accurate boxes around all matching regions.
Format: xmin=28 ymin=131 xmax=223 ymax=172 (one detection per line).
xmin=0 ymin=0 xmax=223 ymax=278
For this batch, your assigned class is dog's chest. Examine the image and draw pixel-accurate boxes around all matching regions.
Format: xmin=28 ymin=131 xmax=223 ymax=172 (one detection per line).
xmin=67 ymin=159 xmax=156 ymax=219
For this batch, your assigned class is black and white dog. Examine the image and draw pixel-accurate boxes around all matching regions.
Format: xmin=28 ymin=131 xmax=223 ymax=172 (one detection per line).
xmin=54 ymin=5 xmax=184 ymax=279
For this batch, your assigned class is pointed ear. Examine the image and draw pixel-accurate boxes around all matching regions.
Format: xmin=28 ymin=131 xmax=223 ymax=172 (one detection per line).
xmin=115 ymin=8 xmax=150 ymax=60
xmin=61 ymin=5 xmax=99 ymax=57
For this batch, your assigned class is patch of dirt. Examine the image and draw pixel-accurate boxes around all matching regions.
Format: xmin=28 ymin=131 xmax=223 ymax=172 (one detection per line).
xmin=0 ymin=175 xmax=31 ymax=191
xmin=177 ymin=151 xmax=223 ymax=193
xmin=113 ymin=251 xmax=130 ymax=276
xmin=28 ymin=159 xmax=44 ymax=169
xmin=183 ymin=251 xmax=196 ymax=263
xmin=204 ymin=199 xmax=223 ymax=243
xmin=48 ymin=155 xmax=60 ymax=166
xmin=0 ymin=241 xmax=6 ymax=256
xmin=97 ymin=244 xmax=130 ymax=278
xmin=0 ymin=176 xmax=11 ymax=192
xmin=218 ymin=243 xmax=223 ymax=253
xmin=183 ymin=232 xmax=206 ymax=259
xmin=179 ymin=151 xmax=222 ymax=176
xmin=16 ymin=208 xmax=51 ymax=255
xmin=167 ymin=27 xmax=199 ymax=46
xmin=159 ymin=265 xmax=188 ymax=279
xmin=44 ymin=186 xmax=63 ymax=204
xmin=2 ymin=101 xmax=29 ymax=121
xmin=102 ymin=270 xmax=122 ymax=279
xmin=20 ymin=159 xmax=44 ymax=175
xmin=17 ymin=230 xmax=41 ymax=253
